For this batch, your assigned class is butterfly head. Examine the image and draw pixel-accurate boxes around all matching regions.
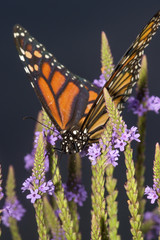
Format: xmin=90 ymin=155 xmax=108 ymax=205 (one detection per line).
xmin=61 ymin=127 xmax=88 ymax=153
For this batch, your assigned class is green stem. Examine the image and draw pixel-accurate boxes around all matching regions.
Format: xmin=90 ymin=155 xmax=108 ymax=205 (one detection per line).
xmin=9 ymin=218 xmax=22 ymax=240
xmin=124 ymin=144 xmax=143 ymax=240
xmin=67 ymin=154 xmax=81 ymax=240
xmin=35 ymin=199 xmax=49 ymax=240
xmin=52 ymin=158 xmax=76 ymax=240
xmin=106 ymin=165 xmax=120 ymax=240
xmin=91 ymin=161 xmax=107 ymax=240
xmin=136 ymin=114 xmax=146 ymax=218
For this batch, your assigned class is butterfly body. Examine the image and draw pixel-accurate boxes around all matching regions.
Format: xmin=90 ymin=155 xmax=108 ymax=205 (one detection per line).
xmin=13 ymin=11 xmax=160 ymax=153
xmin=61 ymin=127 xmax=88 ymax=153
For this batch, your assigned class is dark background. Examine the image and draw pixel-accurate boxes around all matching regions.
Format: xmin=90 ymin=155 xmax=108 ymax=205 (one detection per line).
xmin=0 ymin=1 xmax=160 ymax=239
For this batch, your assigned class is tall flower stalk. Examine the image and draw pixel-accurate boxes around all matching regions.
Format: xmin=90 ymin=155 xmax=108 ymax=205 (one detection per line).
xmin=3 ymin=166 xmax=24 ymax=240
xmin=32 ymin=132 xmax=49 ymax=240
xmin=135 ymin=56 xmax=148 ymax=218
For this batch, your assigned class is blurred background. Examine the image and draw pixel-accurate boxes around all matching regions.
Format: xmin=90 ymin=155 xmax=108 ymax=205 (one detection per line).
xmin=0 ymin=0 xmax=160 ymax=239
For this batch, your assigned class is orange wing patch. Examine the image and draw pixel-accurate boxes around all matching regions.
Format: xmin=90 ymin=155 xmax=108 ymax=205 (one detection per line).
xmin=139 ymin=21 xmax=154 ymax=41
xmin=88 ymin=91 xmax=98 ymax=101
xmin=34 ymin=50 xmax=42 ymax=58
xmin=114 ymin=72 xmax=132 ymax=93
xmin=38 ymin=76 xmax=62 ymax=128
xmin=121 ymin=53 xmax=136 ymax=68
xmin=51 ymin=71 xmax=66 ymax=94
xmin=25 ymin=51 xmax=32 ymax=59
xmin=85 ymin=103 xmax=93 ymax=114
xmin=58 ymin=82 xmax=79 ymax=128
xmin=42 ymin=62 xmax=51 ymax=79
xmin=78 ymin=91 xmax=98 ymax=126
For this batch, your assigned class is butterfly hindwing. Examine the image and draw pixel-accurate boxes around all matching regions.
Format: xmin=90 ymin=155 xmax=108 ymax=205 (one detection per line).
xmin=81 ymin=10 xmax=160 ymax=142
xmin=13 ymin=25 xmax=99 ymax=131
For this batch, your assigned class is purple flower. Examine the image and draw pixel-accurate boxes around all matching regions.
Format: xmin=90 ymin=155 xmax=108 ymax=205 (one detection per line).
xmin=128 ymin=94 xmax=160 ymax=116
xmin=128 ymin=126 xmax=140 ymax=142
xmin=38 ymin=182 xmax=49 ymax=193
xmin=93 ymin=73 xmax=107 ymax=88
xmin=22 ymin=176 xmax=55 ymax=199
xmin=24 ymin=127 xmax=60 ymax=172
xmin=144 ymin=211 xmax=160 ymax=240
xmin=87 ymin=144 xmax=101 ymax=165
xmin=87 ymin=124 xmax=140 ymax=167
xmin=144 ymin=186 xmax=158 ymax=204
xmin=47 ymin=134 xmax=58 ymax=146
xmin=121 ymin=131 xmax=130 ymax=142
xmin=46 ymin=128 xmax=62 ymax=145
xmin=128 ymin=97 xmax=147 ymax=116
xmin=107 ymin=148 xmax=119 ymax=167
xmin=0 ymin=192 xmax=4 ymax=200
xmin=21 ymin=176 xmax=35 ymax=192
xmin=55 ymin=209 xmax=61 ymax=218
xmin=46 ymin=180 xmax=55 ymax=195
xmin=24 ymin=149 xmax=49 ymax=172
xmin=2 ymin=199 xmax=26 ymax=227
xmin=51 ymin=226 xmax=66 ymax=240
xmin=0 ymin=186 xmax=4 ymax=200
xmin=43 ymin=152 xmax=49 ymax=172
xmin=147 ymin=96 xmax=160 ymax=113
xmin=63 ymin=183 xmax=87 ymax=206
xmin=34 ymin=131 xmax=41 ymax=148
xmin=24 ymin=151 xmax=34 ymax=170
xmin=26 ymin=189 xmax=41 ymax=204
xmin=73 ymin=184 xmax=87 ymax=206
xmin=114 ymin=139 xmax=127 ymax=152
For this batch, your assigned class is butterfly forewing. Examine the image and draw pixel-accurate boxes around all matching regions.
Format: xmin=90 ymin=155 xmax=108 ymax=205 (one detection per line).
xmin=13 ymin=25 xmax=99 ymax=132
xmin=81 ymin=10 xmax=160 ymax=141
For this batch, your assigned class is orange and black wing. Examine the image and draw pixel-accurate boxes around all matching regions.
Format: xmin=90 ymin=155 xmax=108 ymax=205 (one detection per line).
xmin=81 ymin=10 xmax=160 ymax=142
xmin=13 ymin=25 xmax=99 ymax=132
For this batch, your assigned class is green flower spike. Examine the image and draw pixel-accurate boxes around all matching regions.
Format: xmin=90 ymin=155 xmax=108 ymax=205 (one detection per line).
xmin=67 ymin=153 xmax=82 ymax=240
xmin=136 ymin=55 xmax=148 ymax=218
xmin=103 ymin=88 xmax=124 ymax=240
xmin=43 ymin=197 xmax=66 ymax=240
xmin=101 ymin=31 xmax=114 ymax=80
xmin=103 ymin=87 xmax=143 ymax=240
xmin=154 ymin=143 xmax=160 ymax=199
xmin=124 ymin=144 xmax=143 ymax=240
xmin=6 ymin=166 xmax=22 ymax=240
xmin=91 ymin=135 xmax=109 ymax=240
xmin=51 ymin=146 xmax=77 ymax=240
xmin=32 ymin=132 xmax=49 ymax=240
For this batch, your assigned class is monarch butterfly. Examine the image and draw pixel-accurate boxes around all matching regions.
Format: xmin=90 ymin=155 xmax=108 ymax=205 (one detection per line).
xmin=14 ymin=11 xmax=160 ymax=153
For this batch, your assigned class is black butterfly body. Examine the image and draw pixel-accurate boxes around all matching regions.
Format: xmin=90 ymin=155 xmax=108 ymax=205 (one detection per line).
xmin=13 ymin=11 xmax=160 ymax=153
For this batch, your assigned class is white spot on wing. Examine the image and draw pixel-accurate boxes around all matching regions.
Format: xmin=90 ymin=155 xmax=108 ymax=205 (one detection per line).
xmin=20 ymin=47 xmax=25 ymax=55
xmin=14 ymin=32 xmax=19 ymax=38
xmin=19 ymin=55 xmax=25 ymax=61
xmin=57 ymin=65 xmax=62 ymax=69
xmin=24 ymin=66 xmax=30 ymax=74
xmin=30 ymin=82 xmax=34 ymax=88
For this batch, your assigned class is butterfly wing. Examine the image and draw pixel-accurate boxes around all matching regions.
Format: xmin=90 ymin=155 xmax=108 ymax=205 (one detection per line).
xmin=81 ymin=10 xmax=160 ymax=143
xmin=13 ymin=25 xmax=99 ymax=132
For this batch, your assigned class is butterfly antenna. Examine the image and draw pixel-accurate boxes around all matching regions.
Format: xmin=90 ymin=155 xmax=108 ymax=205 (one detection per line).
xmin=23 ymin=116 xmax=54 ymax=132
xmin=53 ymin=147 xmax=63 ymax=153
